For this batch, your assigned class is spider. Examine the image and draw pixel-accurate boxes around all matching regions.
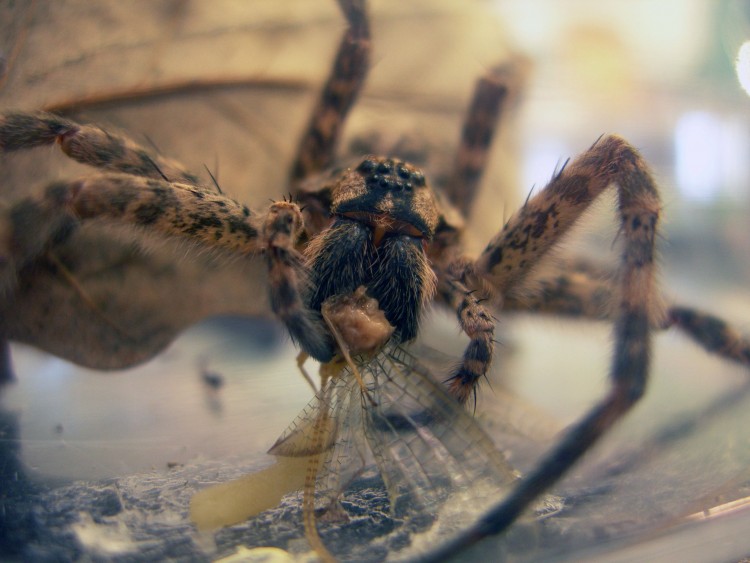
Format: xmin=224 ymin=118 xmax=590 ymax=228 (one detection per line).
xmin=1 ymin=0 xmax=749 ymax=560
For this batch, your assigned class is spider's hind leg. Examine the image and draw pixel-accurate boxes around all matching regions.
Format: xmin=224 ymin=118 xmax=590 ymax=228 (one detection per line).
xmin=445 ymin=58 xmax=527 ymax=218
xmin=502 ymin=259 xmax=750 ymax=368
xmin=289 ymin=0 xmax=370 ymax=185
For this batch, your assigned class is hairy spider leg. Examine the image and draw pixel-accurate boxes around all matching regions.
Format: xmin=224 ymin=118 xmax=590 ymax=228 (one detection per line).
xmin=0 ymin=111 xmax=260 ymax=273
xmin=445 ymin=60 xmax=525 ymax=218
xmin=289 ymin=0 xmax=370 ymax=185
xmin=0 ymin=112 xmax=201 ymax=185
xmin=502 ymin=258 xmax=750 ymax=367
xmin=474 ymin=137 xmax=656 ymax=295
xmin=503 ymin=265 xmax=616 ymax=320
xmin=27 ymin=175 xmax=260 ymax=253
xmin=261 ymin=201 xmax=334 ymax=361
xmin=665 ymin=307 xmax=750 ymax=363
xmin=424 ymin=134 xmax=661 ymax=559
xmin=442 ymin=270 xmax=497 ymax=407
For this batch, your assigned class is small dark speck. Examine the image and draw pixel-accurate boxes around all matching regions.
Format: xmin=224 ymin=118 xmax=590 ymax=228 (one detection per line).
xmin=202 ymin=369 xmax=224 ymax=390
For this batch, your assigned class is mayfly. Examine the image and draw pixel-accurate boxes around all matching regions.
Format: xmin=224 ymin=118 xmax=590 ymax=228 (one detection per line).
xmin=193 ymin=288 xmax=520 ymax=561
xmin=267 ymin=289 xmax=518 ymax=561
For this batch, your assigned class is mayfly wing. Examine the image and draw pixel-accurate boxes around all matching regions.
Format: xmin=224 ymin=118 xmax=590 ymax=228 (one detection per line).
xmin=268 ymin=371 xmax=350 ymax=457
xmin=269 ymin=341 xmax=518 ymax=538
xmin=361 ymin=344 xmax=518 ymax=516
xmin=313 ymin=378 xmax=372 ymax=507
xmin=268 ymin=369 xmax=369 ymax=504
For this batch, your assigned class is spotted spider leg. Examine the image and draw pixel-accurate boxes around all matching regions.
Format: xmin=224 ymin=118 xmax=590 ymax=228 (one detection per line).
xmin=260 ymin=200 xmax=334 ymax=362
xmin=440 ymin=269 xmax=497 ymax=406
xmin=502 ymin=258 xmax=750 ymax=366
xmin=667 ymin=307 xmax=750 ymax=362
xmin=0 ymin=112 xmax=201 ymax=185
xmin=473 ymin=136 xmax=660 ymax=299
xmin=0 ymin=113 xmax=266 ymax=301
xmin=503 ymin=260 xmax=616 ymax=320
xmin=423 ymin=134 xmax=662 ymax=559
xmin=289 ymin=0 xmax=370 ymax=186
xmin=425 ymin=61 xmax=525 ymax=405
xmin=443 ymin=61 xmax=524 ymax=218
xmin=422 ymin=61 xmax=523 ymax=263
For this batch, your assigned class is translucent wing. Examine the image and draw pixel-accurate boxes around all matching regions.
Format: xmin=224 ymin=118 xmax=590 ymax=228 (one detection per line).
xmin=268 ymin=367 xmax=369 ymax=505
xmin=361 ymin=344 xmax=518 ymax=518
xmin=270 ymin=342 xmax=518 ymax=548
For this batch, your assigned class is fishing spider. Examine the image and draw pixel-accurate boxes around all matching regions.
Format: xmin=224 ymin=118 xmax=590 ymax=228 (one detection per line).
xmin=1 ymin=0 xmax=749 ymax=558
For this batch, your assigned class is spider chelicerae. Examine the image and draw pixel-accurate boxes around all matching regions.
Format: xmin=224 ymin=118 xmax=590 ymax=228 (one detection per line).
xmin=2 ymin=0 xmax=749 ymax=560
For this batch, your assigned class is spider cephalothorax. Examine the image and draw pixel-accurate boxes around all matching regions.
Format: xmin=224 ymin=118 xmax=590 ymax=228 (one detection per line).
xmin=332 ymin=157 xmax=438 ymax=239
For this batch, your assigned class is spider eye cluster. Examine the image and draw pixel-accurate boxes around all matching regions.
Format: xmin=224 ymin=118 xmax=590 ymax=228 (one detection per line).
xmin=357 ymin=158 xmax=426 ymax=193
xmin=331 ymin=156 xmax=439 ymax=238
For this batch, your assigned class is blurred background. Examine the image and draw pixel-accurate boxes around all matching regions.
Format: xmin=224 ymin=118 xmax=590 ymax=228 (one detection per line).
xmin=1 ymin=1 xmax=750 ymax=561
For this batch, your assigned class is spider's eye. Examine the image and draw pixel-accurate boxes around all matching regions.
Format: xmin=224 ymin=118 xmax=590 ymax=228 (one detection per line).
xmin=358 ymin=158 xmax=420 ymax=193
xmin=367 ymin=174 xmax=408 ymax=192
xmin=376 ymin=161 xmax=392 ymax=174
xmin=357 ymin=158 xmax=377 ymax=173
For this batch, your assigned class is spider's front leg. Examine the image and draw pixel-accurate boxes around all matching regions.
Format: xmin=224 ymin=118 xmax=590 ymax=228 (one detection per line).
xmin=439 ymin=267 xmax=497 ymax=407
xmin=0 ymin=112 xmax=200 ymax=184
xmin=1 ymin=174 xmax=261 ymax=266
xmin=0 ymin=112 xmax=249 ymax=273
xmin=430 ymin=135 xmax=661 ymax=558
xmin=260 ymin=201 xmax=334 ymax=363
